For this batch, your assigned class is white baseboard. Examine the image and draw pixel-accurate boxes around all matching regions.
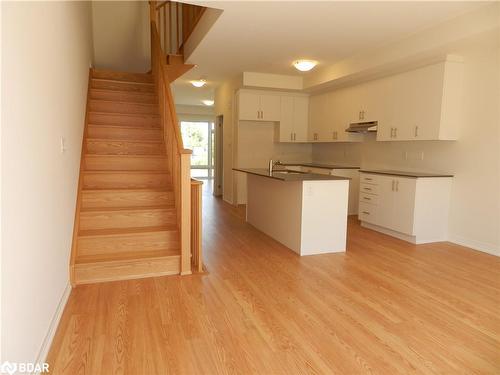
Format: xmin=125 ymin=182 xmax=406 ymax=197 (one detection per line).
xmin=34 ymin=283 xmax=72 ymax=371
xmin=448 ymin=234 xmax=500 ymax=257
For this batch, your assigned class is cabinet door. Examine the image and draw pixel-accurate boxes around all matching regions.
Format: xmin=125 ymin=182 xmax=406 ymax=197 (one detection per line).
xmin=390 ymin=177 xmax=416 ymax=234
xmin=333 ymin=88 xmax=363 ymax=142
xmin=308 ymin=94 xmax=327 ymax=142
xmin=293 ymin=96 xmax=309 ymax=142
xmin=279 ymin=96 xmax=295 ymax=142
xmin=260 ymin=94 xmax=281 ymax=121
xmin=409 ymin=63 xmax=443 ymax=140
xmin=238 ymin=92 xmax=260 ymax=121
xmin=376 ymin=176 xmax=395 ymax=229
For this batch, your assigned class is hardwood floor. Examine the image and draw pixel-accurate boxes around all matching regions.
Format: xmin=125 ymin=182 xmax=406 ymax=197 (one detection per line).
xmin=47 ymin=183 xmax=500 ymax=374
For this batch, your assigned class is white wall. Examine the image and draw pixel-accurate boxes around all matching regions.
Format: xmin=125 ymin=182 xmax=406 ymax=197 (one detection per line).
xmin=236 ymin=121 xmax=312 ymax=204
xmin=214 ymin=75 xmax=242 ymax=204
xmin=1 ymin=1 xmax=93 ymax=363
xmin=313 ymin=29 xmax=500 ymax=256
xmin=91 ymin=1 xmax=150 ymax=73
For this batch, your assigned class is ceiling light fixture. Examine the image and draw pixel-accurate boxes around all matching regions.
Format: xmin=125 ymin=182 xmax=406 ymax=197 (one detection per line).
xmin=202 ymin=99 xmax=214 ymax=106
xmin=191 ymin=79 xmax=207 ymax=88
xmin=293 ymin=60 xmax=318 ymax=72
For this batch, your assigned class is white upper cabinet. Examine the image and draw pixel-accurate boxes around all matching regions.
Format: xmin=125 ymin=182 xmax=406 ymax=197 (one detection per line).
xmin=238 ymin=91 xmax=261 ymax=121
xmin=378 ymin=59 xmax=463 ymax=141
xmin=308 ymin=88 xmax=363 ymax=143
xmin=237 ymin=91 xmax=281 ymax=122
xmin=237 ymin=90 xmax=309 ymax=142
xmin=278 ymin=95 xmax=309 ymax=142
xmin=260 ymin=94 xmax=281 ymax=121
xmin=307 ymin=56 xmax=463 ymax=143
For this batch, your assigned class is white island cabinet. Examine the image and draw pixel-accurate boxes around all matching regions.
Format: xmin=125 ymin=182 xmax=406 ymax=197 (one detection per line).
xmin=236 ymin=169 xmax=349 ymax=256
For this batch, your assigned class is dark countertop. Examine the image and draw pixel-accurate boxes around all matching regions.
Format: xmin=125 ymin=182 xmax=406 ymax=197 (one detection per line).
xmin=359 ymin=169 xmax=454 ymax=178
xmin=282 ymin=162 xmax=360 ymax=170
xmin=233 ymin=168 xmax=350 ymax=181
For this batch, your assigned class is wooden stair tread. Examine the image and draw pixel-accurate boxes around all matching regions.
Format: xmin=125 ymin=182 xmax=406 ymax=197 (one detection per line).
xmin=78 ymin=225 xmax=178 ymax=238
xmin=86 ymin=138 xmax=163 ymax=144
xmin=80 ymin=204 xmax=174 ymax=212
xmin=90 ymin=88 xmax=156 ymax=97
xmin=88 ymin=123 xmax=160 ymax=130
xmin=85 ymin=154 xmax=167 ymax=159
xmin=75 ymin=249 xmax=180 ymax=265
xmin=84 ymin=170 xmax=169 ymax=174
xmin=92 ymin=69 xmax=154 ymax=83
xmin=91 ymin=78 xmax=154 ymax=86
xmin=89 ymin=111 xmax=159 ymax=119
xmin=82 ymin=188 xmax=172 ymax=193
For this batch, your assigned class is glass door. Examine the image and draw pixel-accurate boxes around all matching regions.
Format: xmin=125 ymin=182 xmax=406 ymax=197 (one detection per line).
xmin=180 ymin=121 xmax=215 ymax=179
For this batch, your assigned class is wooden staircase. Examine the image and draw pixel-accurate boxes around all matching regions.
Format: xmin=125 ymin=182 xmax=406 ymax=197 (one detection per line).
xmin=70 ymin=1 xmax=208 ymax=285
xmin=71 ymin=70 xmax=182 ymax=285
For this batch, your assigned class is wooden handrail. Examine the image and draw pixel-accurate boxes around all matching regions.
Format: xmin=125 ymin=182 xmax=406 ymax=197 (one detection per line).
xmin=191 ymin=179 xmax=203 ymax=272
xmin=151 ymin=0 xmax=206 ymax=55
xmin=149 ymin=1 xmax=204 ymax=276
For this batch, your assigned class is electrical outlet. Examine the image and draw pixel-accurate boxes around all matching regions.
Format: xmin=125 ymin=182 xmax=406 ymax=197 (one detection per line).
xmin=404 ymin=150 xmax=424 ymax=161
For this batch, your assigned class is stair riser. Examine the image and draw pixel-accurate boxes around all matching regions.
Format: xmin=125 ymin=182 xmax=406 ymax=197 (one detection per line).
xmin=85 ymin=156 xmax=168 ymax=171
xmin=80 ymin=209 xmax=176 ymax=231
xmin=83 ymin=173 xmax=170 ymax=189
xmin=90 ymin=90 xmax=157 ymax=104
xmin=89 ymin=113 xmax=160 ymax=128
xmin=91 ymin=80 xmax=155 ymax=93
xmin=87 ymin=126 xmax=162 ymax=141
xmin=82 ymin=190 xmax=174 ymax=209
xmin=73 ymin=256 xmax=180 ymax=285
xmin=77 ymin=231 xmax=179 ymax=257
xmin=92 ymin=70 xmax=154 ymax=84
xmin=86 ymin=140 xmax=165 ymax=156
xmin=89 ymin=101 xmax=159 ymax=115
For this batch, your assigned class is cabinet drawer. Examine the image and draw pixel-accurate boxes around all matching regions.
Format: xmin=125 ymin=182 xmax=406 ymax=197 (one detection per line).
xmin=359 ymin=193 xmax=378 ymax=205
xmin=360 ymin=174 xmax=378 ymax=185
xmin=360 ymin=183 xmax=379 ymax=195
xmin=359 ymin=202 xmax=378 ymax=224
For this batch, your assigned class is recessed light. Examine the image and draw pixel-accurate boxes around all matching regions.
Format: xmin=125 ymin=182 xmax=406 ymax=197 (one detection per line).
xmin=191 ymin=79 xmax=206 ymax=88
xmin=293 ymin=60 xmax=318 ymax=72
xmin=202 ymin=100 xmax=214 ymax=106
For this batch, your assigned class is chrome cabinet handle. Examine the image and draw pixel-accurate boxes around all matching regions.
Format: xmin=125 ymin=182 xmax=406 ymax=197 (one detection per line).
xmin=415 ymin=125 xmax=419 ymax=137
xmin=363 ymin=197 xmax=371 ymax=200
xmin=290 ymin=132 xmax=293 ymax=141
xmin=392 ymin=180 xmax=395 ymax=191
xmin=396 ymin=180 xmax=399 ymax=192
xmin=362 ymin=211 xmax=370 ymax=215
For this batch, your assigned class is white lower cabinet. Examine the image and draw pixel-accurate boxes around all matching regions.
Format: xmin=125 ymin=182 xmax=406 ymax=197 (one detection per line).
xmin=358 ymin=172 xmax=452 ymax=244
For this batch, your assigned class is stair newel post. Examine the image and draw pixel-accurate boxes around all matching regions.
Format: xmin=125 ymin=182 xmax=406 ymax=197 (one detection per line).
xmin=180 ymin=151 xmax=192 ymax=275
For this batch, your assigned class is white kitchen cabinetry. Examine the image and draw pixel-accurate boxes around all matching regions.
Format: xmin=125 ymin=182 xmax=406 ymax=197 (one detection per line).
xmin=307 ymin=56 xmax=463 ymax=143
xmin=279 ymin=96 xmax=309 ymax=142
xmin=308 ymin=90 xmax=363 ymax=143
xmin=377 ymin=58 xmax=463 ymax=141
xmin=358 ymin=172 xmax=452 ymax=244
xmin=237 ymin=91 xmax=281 ymax=122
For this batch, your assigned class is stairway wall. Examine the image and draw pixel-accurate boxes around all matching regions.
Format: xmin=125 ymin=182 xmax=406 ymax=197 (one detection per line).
xmin=1 ymin=1 xmax=94 ymax=364
xmin=91 ymin=1 xmax=150 ymax=73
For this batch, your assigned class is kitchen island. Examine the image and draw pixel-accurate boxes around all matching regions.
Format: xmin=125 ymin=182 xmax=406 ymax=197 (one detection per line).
xmin=233 ymin=168 xmax=350 ymax=256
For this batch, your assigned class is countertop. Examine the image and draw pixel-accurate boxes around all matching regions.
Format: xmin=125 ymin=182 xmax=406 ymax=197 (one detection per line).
xmin=282 ymin=162 xmax=360 ymax=170
xmin=233 ymin=168 xmax=350 ymax=181
xmin=360 ymin=169 xmax=454 ymax=178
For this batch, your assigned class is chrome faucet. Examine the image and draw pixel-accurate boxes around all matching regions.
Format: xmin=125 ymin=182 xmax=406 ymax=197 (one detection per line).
xmin=269 ymin=159 xmax=282 ymax=174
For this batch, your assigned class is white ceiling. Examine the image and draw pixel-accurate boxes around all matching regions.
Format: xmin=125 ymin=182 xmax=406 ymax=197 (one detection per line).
xmin=173 ymin=1 xmax=487 ymax=106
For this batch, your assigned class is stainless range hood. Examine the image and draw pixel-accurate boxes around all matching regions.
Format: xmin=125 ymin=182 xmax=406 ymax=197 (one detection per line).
xmin=346 ymin=121 xmax=378 ymax=133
